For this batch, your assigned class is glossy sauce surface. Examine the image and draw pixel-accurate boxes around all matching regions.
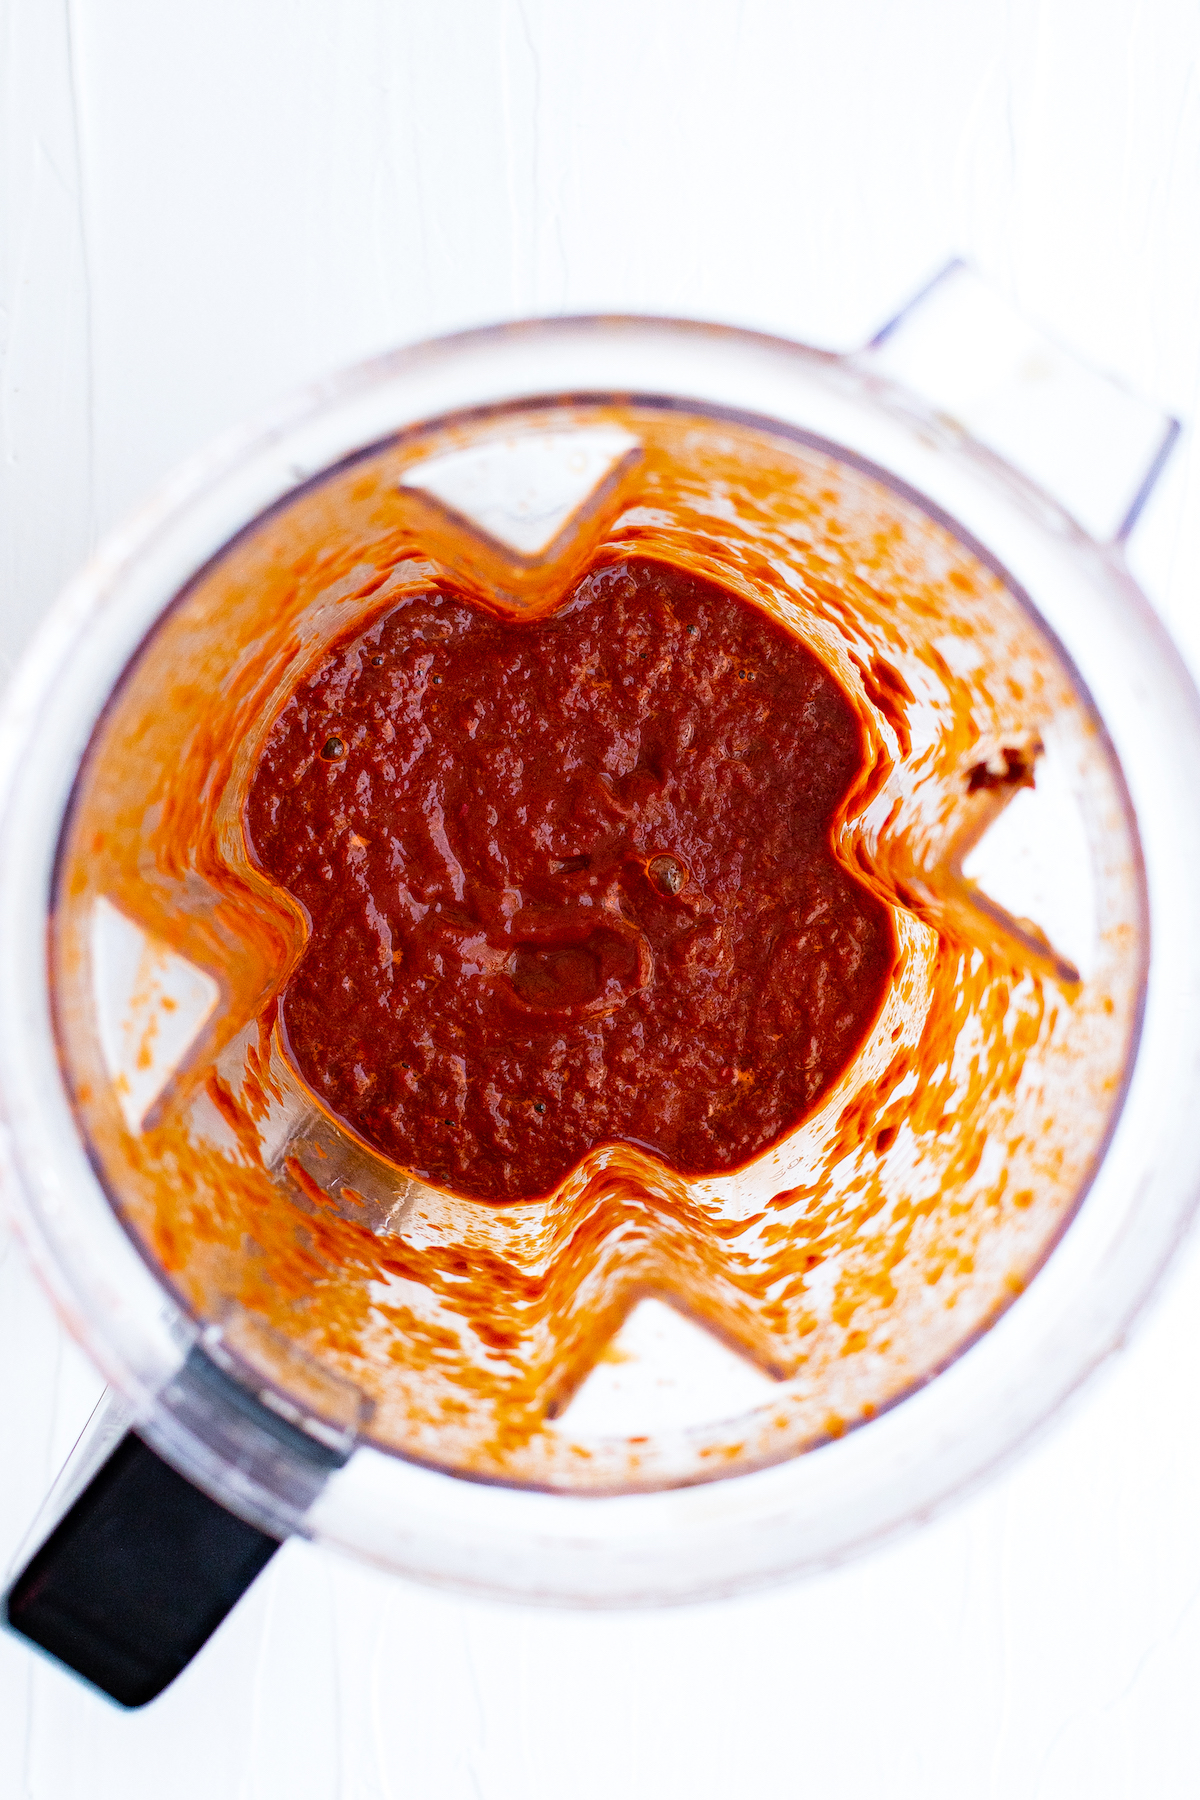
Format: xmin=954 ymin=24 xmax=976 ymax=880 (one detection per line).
xmin=246 ymin=558 xmax=895 ymax=1200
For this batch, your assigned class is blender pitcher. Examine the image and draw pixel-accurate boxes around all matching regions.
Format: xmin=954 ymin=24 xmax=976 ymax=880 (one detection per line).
xmin=3 ymin=266 xmax=1199 ymax=1707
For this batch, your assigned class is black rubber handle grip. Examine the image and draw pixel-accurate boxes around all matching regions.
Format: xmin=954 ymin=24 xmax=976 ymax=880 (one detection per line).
xmin=3 ymin=1345 xmax=352 ymax=1707
xmin=4 ymin=1429 xmax=282 ymax=1708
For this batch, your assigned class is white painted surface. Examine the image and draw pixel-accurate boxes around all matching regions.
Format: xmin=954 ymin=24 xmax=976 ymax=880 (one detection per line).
xmin=91 ymin=897 xmax=221 ymax=1133
xmin=400 ymin=425 xmax=641 ymax=558
xmin=3 ymin=0 xmax=1200 ymax=1792
xmin=961 ymin=739 xmax=1099 ymax=982
xmin=554 ymin=1297 xmax=780 ymax=1439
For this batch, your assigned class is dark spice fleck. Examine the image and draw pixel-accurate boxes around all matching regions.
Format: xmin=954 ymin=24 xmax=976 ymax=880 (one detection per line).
xmin=967 ymin=742 xmax=1040 ymax=793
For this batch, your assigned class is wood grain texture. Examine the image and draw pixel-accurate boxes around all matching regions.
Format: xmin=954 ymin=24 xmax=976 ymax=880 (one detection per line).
xmin=3 ymin=0 xmax=1200 ymax=1792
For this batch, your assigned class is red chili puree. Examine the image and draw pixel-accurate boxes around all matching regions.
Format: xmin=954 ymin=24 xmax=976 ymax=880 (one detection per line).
xmin=245 ymin=557 xmax=895 ymax=1200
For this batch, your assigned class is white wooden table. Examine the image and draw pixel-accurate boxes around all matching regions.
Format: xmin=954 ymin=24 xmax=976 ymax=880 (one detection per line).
xmin=4 ymin=3 xmax=1200 ymax=1793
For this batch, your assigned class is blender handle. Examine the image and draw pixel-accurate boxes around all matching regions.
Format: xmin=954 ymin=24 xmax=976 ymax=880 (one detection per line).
xmin=3 ymin=1428 xmax=281 ymax=1708
xmin=863 ymin=259 xmax=1181 ymax=545
xmin=3 ymin=1341 xmax=356 ymax=1707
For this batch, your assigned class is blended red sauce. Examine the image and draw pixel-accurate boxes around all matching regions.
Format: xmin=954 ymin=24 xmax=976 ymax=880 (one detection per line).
xmin=245 ymin=559 xmax=894 ymax=1200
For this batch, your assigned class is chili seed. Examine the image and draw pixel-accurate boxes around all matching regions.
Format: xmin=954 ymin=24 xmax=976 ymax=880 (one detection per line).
xmin=647 ymin=853 xmax=687 ymax=896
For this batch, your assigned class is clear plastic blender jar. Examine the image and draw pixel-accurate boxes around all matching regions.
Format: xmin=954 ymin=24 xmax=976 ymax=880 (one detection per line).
xmin=3 ymin=268 xmax=1198 ymax=1705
